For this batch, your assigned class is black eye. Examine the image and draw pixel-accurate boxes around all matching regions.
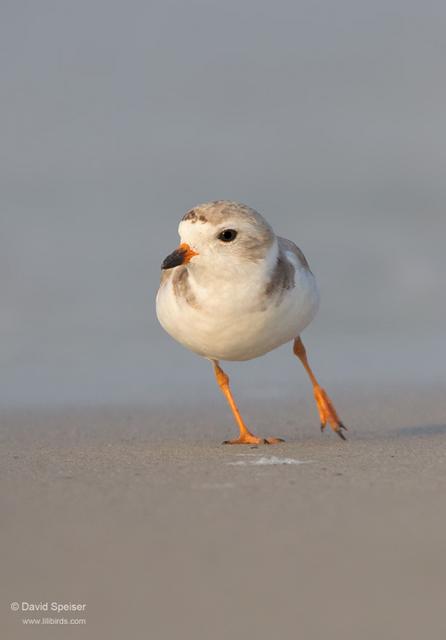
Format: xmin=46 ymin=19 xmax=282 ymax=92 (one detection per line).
xmin=218 ymin=229 xmax=238 ymax=242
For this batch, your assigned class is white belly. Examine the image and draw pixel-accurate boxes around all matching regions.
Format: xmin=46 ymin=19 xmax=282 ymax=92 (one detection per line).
xmin=156 ymin=266 xmax=319 ymax=361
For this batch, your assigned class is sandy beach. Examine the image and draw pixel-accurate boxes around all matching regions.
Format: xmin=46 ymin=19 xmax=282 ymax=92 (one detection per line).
xmin=1 ymin=385 xmax=445 ymax=639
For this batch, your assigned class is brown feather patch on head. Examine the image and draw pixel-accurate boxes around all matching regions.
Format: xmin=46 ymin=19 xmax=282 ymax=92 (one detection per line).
xmin=182 ymin=209 xmax=197 ymax=222
xmin=182 ymin=209 xmax=208 ymax=224
xmin=183 ymin=201 xmax=271 ymax=232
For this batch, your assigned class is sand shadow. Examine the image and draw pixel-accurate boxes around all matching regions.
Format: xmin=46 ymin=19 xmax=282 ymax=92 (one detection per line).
xmin=395 ymin=424 xmax=446 ymax=438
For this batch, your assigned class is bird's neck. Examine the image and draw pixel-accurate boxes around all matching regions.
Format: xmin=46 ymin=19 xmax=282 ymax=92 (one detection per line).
xmin=186 ymin=240 xmax=279 ymax=294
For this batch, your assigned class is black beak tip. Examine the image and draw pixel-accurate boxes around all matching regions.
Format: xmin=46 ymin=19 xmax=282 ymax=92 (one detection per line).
xmin=161 ymin=248 xmax=186 ymax=270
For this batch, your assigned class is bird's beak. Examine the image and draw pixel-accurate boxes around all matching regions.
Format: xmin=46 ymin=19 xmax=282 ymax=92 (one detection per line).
xmin=161 ymin=243 xmax=198 ymax=270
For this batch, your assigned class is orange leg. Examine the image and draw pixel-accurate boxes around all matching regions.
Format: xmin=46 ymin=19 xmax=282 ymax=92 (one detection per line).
xmin=293 ymin=337 xmax=347 ymax=440
xmin=212 ymin=361 xmax=284 ymax=445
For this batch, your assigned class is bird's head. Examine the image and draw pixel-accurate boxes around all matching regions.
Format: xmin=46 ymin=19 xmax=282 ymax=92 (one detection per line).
xmin=161 ymin=200 xmax=276 ymax=275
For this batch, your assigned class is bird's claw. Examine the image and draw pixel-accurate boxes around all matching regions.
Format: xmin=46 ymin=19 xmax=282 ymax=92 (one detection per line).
xmin=315 ymin=386 xmax=348 ymax=441
xmin=222 ymin=436 xmax=285 ymax=445
xmin=321 ymin=422 xmax=347 ymax=440
xmin=264 ymin=437 xmax=285 ymax=444
xmin=335 ymin=423 xmax=348 ymax=441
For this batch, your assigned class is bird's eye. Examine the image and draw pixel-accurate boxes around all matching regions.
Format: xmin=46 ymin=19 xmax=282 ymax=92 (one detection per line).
xmin=218 ymin=229 xmax=238 ymax=242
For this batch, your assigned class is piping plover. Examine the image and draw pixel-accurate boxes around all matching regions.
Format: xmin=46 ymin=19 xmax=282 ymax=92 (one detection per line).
xmin=156 ymin=200 xmax=346 ymax=444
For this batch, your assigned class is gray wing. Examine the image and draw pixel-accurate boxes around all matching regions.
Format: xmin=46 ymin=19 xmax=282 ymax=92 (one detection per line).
xmin=278 ymin=237 xmax=311 ymax=272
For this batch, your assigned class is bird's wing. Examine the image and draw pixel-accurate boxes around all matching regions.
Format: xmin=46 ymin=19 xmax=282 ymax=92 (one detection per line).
xmin=278 ymin=237 xmax=311 ymax=272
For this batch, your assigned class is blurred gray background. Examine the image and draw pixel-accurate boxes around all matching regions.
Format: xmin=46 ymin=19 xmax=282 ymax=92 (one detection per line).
xmin=1 ymin=0 xmax=445 ymax=408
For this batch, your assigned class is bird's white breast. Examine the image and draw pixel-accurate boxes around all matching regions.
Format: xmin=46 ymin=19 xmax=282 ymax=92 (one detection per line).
xmin=156 ymin=247 xmax=319 ymax=362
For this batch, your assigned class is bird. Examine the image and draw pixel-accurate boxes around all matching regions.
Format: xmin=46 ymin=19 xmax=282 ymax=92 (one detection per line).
xmin=156 ymin=200 xmax=346 ymax=444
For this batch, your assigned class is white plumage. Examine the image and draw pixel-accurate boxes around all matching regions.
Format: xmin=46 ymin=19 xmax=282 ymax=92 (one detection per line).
xmin=156 ymin=204 xmax=319 ymax=361
xmin=155 ymin=200 xmax=346 ymax=444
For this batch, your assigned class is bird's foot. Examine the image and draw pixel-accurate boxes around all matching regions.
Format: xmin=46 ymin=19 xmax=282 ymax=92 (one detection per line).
xmin=314 ymin=386 xmax=347 ymax=440
xmin=222 ymin=433 xmax=285 ymax=445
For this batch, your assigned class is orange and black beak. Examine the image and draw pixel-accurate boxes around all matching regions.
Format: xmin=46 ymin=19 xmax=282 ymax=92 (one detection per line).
xmin=161 ymin=243 xmax=198 ymax=270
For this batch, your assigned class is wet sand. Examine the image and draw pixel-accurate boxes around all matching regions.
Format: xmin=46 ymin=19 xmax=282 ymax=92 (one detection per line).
xmin=1 ymin=386 xmax=446 ymax=639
